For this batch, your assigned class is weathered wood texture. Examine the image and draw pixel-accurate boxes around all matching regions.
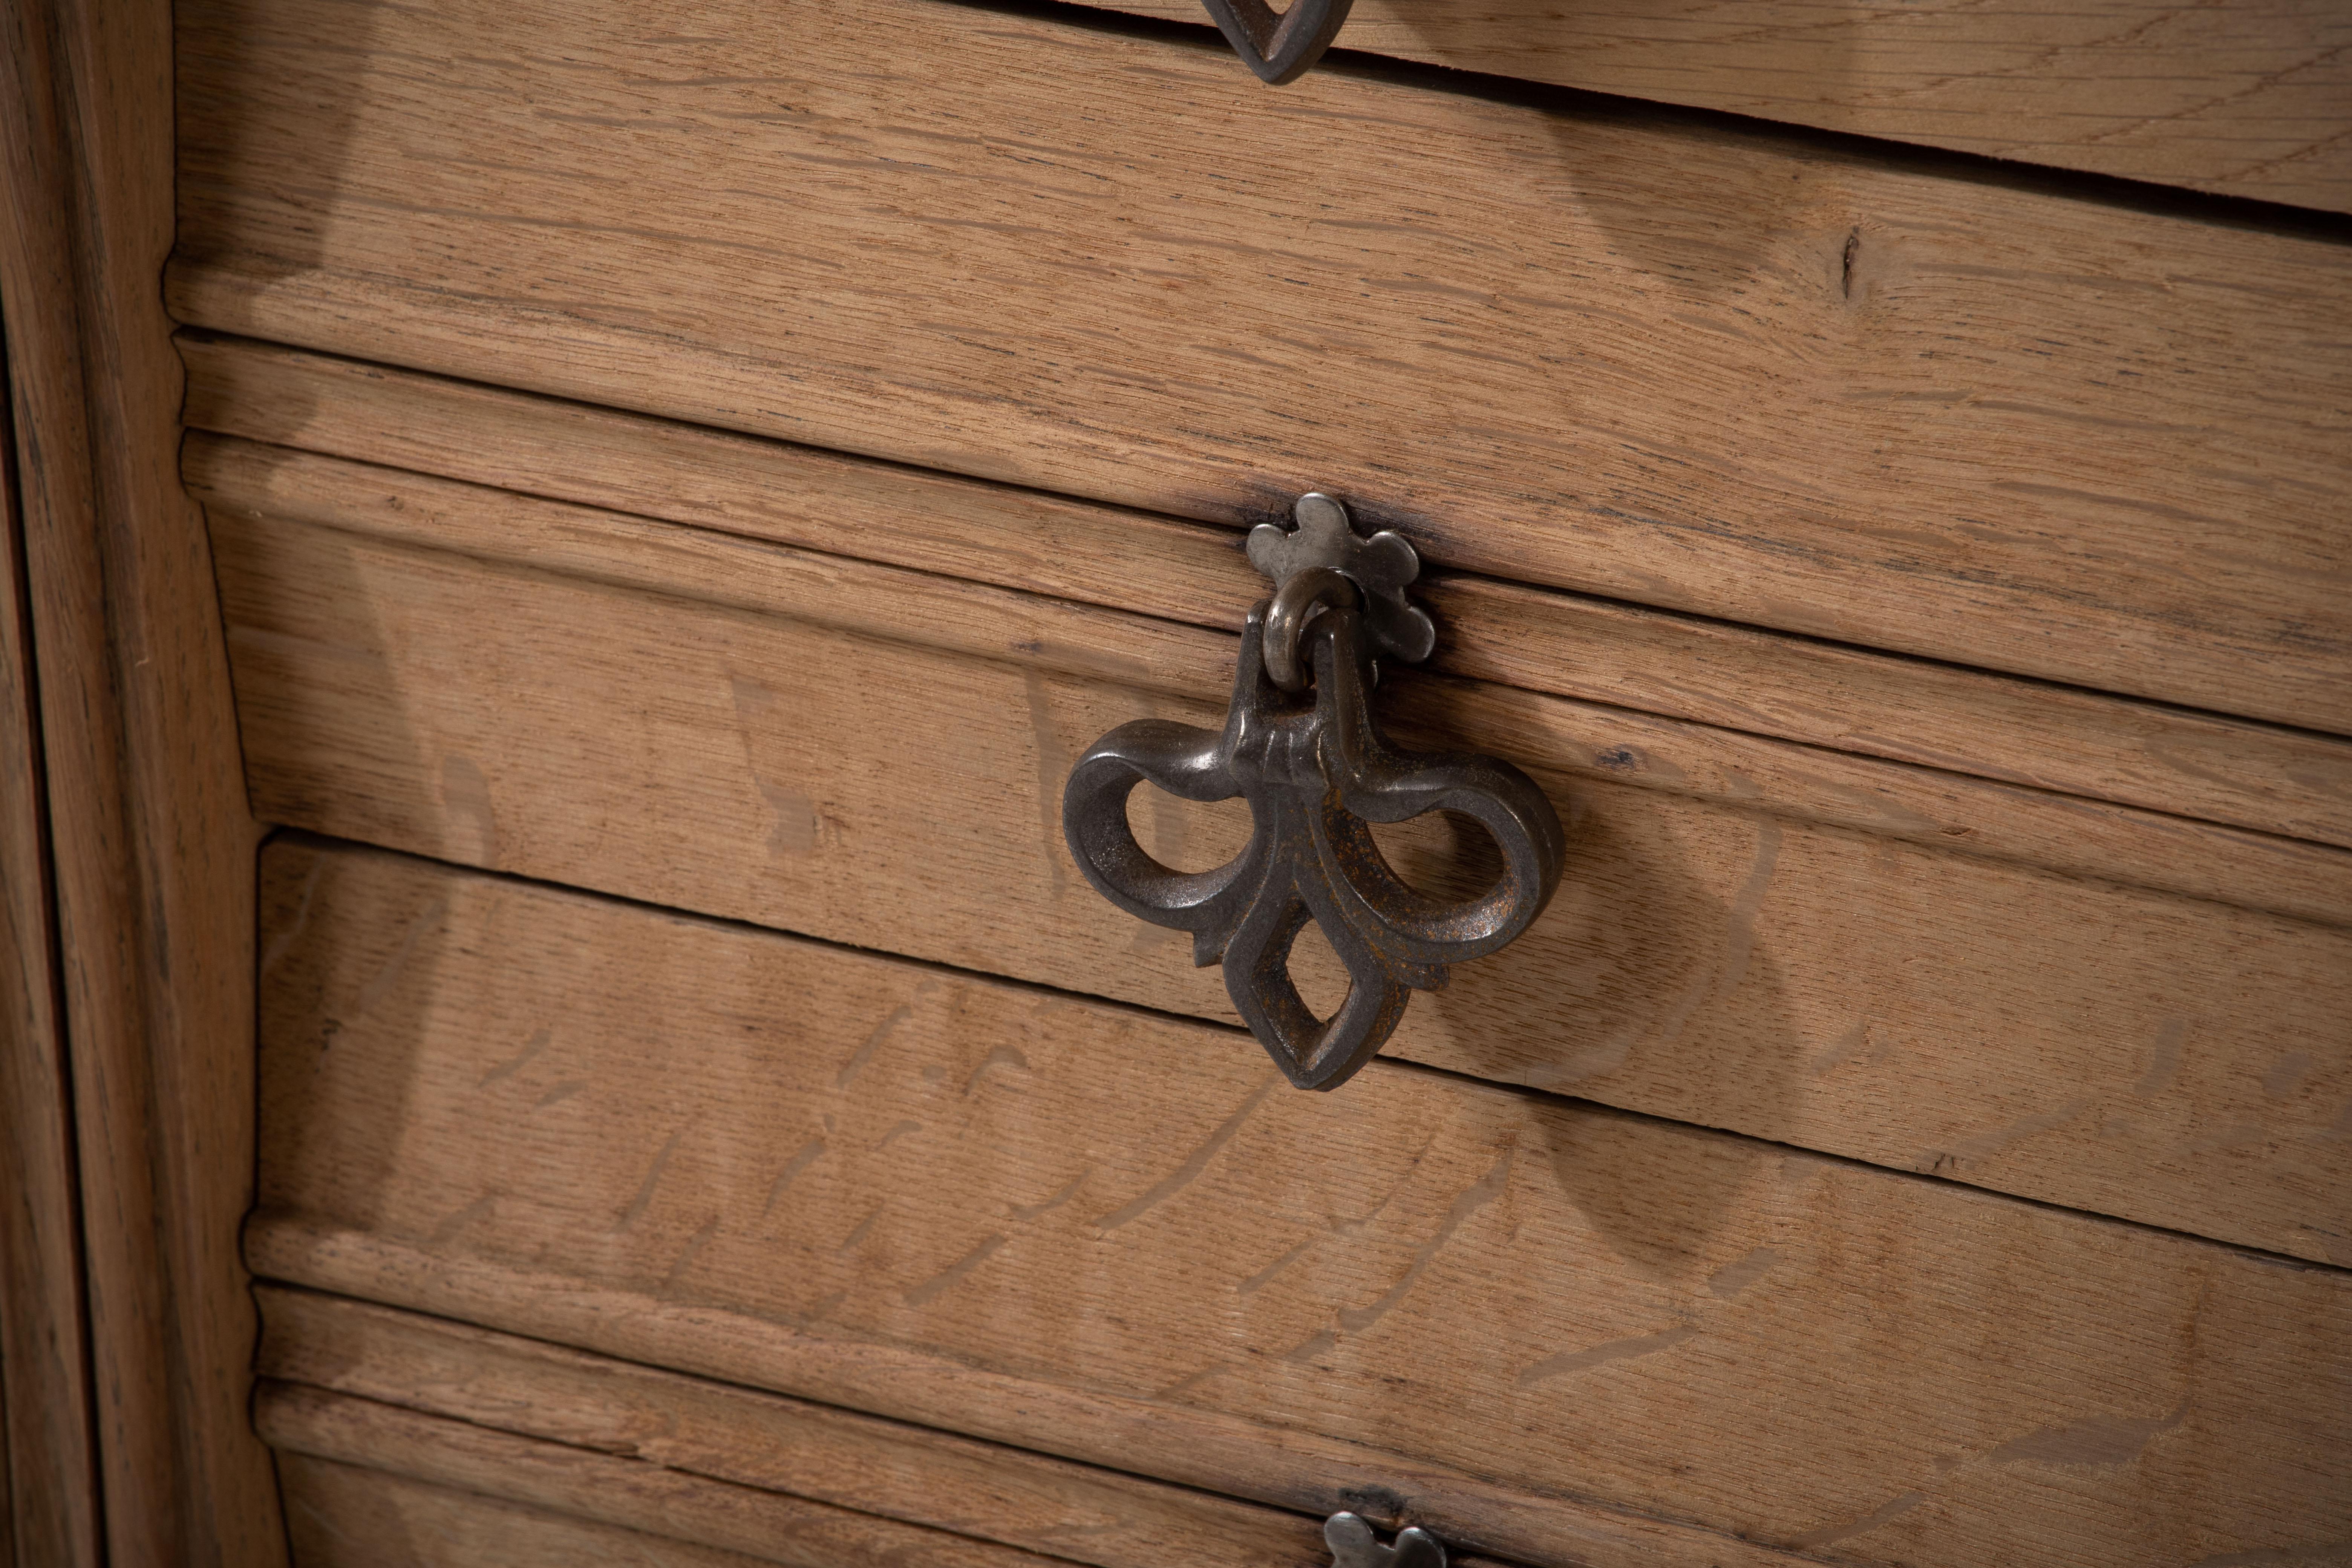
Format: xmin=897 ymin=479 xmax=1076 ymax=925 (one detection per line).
xmin=254 ymin=1228 xmax=1867 ymax=1568
xmin=260 ymin=1291 xmax=1318 ymax=1568
xmin=187 ymin=436 xmax=2352 ymax=933
xmin=202 ymin=458 xmax=2352 ymax=1259
xmin=262 ymin=1381 xmax=1066 ymax=1568
xmin=196 ymin=428 xmax=2352 ymax=939
xmin=277 ymin=1450 xmax=779 ymax=1568
xmin=254 ymin=1288 xmax=1795 ymax=1568
xmin=0 ymin=319 xmax=99 ymax=1568
xmin=179 ymin=334 xmax=2352 ymax=851
xmin=251 ymin=843 xmax=2352 ymax=1568
xmin=170 ymin=0 xmax=2352 ymax=734
xmin=0 ymin=0 xmax=281 ymax=1561
xmin=1092 ymin=0 xmax=2352 ymax=210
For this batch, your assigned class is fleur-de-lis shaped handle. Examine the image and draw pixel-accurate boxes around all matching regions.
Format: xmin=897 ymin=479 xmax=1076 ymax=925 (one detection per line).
xmin=1062 ymin=495 xmax=1565 ymax=1091
xmin=1325 ymin=1513 xmax=1446 ymax=1568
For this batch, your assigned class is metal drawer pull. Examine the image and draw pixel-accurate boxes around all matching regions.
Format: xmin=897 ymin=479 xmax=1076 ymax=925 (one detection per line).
xmin=1197 ymin=0 xmax=1354 ymax=84
xmin=1326 ymin=1512 xmax=1446 ymax=1568
xmin=1063 ymin=494 xmax=1565 ymax=1091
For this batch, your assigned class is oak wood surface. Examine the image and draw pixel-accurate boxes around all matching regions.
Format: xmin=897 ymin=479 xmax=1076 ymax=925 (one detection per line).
xmin=250 ymin=842 xmax=2352 ymax=1568
xmin=171 ymin=0 xmax=2352 ymax=733
xmin=257 ymin=1289 xmax=1332 ymax=1568
xmin=185 ymin=435 xmax=2352 ymax=933
xmin=200 ymin=458 xmax=2352 ymax=1259
xmin=253 ymin=1288 xmax=1796 ymax=1568
xmin=253 ymin=1225 xmax=1845 ymax=1568
xmin=262 ymin=1382 xmax=1064 ymax=1568
xmin=178 ymin=334 xmax=2352 ymax=852
xmin=277 ymin=1451 xmax=778 ymax=1568
xmin=1086 ymin=0 xmax=2352 ymax=211
xmin=0 ymin=0 xmax=281 ymax=1559
xmin=0 ymin=313 xmax=99 ymax=1568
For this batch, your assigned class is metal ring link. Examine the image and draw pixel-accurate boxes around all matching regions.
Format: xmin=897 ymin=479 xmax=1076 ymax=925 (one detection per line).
xmin=1263 ymin=566 xmax=1360 ymax=693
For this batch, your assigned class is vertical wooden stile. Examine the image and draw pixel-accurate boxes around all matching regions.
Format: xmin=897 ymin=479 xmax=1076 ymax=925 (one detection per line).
xmin=0 ymin=310 xmax=101 ymax=1568
xmin=0 ymin=0 xmax=283 ymax=1561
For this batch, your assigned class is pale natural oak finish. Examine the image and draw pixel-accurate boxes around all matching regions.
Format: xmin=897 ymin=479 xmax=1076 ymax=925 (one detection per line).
xmin=248 ymin=1223 xmax=1859 ymax=1568
xmin=184 ymin=435 xmax=2352 ymax=935
xmin=257 ymin=1289 xmax=1336 ymax=1568
xmin=277 ymin=1452 xmax=781 ymax=1568
xmin=171 ymin=0 xmax=2352 ymax=732
xmin=185 ymin=436 xmax=2352 ymax=932
xmin=262 ymin=1383 xmax=1066 ymax=1568
xmin=1096 ymin=0 xmax=2352 ymax=210
xmin=0 ymin=0 xmax=282 ymax=1558
xmin=253 ymin=1289 xmax=1797 ymax=1568
xmin=178 ymin=334 xmax=2352 ymax=851
xmin=251 ymin=844 xmax=2352 ymax=1568
xmin=200 ymin=462 xmax=2352 ymax=1260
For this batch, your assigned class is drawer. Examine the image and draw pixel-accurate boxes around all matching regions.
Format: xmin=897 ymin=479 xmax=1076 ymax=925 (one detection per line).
xmin=197 ymin=252 xmax=2352 ymax=1551
xmin=272 ymin=1396 xmax=1031 ymax=1568
xmin=6 ymin=0 xmax=2340 ymax=1552
xmin=256 ymin=1291 xmax=1361 ymax=1568
xmin=161 ymin=0 xmax=2352 ymax=1560
xmin=276 ymin=1459 xmax=760 ymax=1568
xmin=274 ymin=1448 xmax=888 ymax=1568
xmin=253 ymin=839 xmax=2352 ymax=1566
xmin=196 ymin=397 xmax=2352 ymax=1262
xmin=173 ymin=0 xmax=2352 ymax=731
xmin=1089 ymin=0 xmax=2352 ymax=210
xmin=179 ymin=335 xmax=2352 ymax=851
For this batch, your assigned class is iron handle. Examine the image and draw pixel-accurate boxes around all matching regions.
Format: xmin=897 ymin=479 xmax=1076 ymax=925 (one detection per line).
xmin=1062 ymin=494 xmax=1566 ymax=1091
xmin=1197 ymin=0 xmax=1355 ymax=84
xmin=1326 ymin=1514 xmax=1445 ymax=1568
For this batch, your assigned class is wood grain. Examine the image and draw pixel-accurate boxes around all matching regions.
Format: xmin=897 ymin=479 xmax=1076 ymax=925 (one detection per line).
xmin=1091 ymin=0 xmax=2352 ymax=210
xmin=170 ymin=0 xmax=2352 ymax=733
xmin=248 ymin=1227 xmax=1848 ymax=1568
xmin=186 ymin=435 xmax=2352 ymax=930
xmin=0 ymin=0 xmax=280 ymax=1560
xmin=0 ymin=314 xmax=100 ymax=1568
xmin=254 ymin=1288 xmax=1796 ymax=1568
xmin=256 ymin=1288 xmax=1337 ymax=1568
xmin=200 ymin=459 xmax=2352 ymax=1259
xmin=250 ymin=842 xmax=2352 ymax=1568
xmin=262 ymin=1382 xmax=1066 ymax=1568
xmin=178 ymin=333 xmax=2352 ymax=851
xmin=276 ymin=1450 xmax=779 ymax=1568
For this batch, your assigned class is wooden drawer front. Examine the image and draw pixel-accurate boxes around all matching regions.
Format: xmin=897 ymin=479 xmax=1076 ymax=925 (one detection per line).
xmin=177 ymin=2 xmax=2352 ymax=1556
xmin=180 ymin=337 xmax=2352 ymax=853
xmin=256 ymin=1291 xmax=1332 ymax=1568
xmin=253 ymin=841 xmax=2352 ymax=1568
xmin=1093 ymin=0 xmax=2352 ymax=211
xmin=201 ymin=439 xmax=2352 ymax=1262
xmin=276 ymin=1451 xmax=792 ymax=1568
xmin=261 ymin=1314 xmax=1116 ymax=1568
xmin=174 ymin=0 xmax=2352 ymax=733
